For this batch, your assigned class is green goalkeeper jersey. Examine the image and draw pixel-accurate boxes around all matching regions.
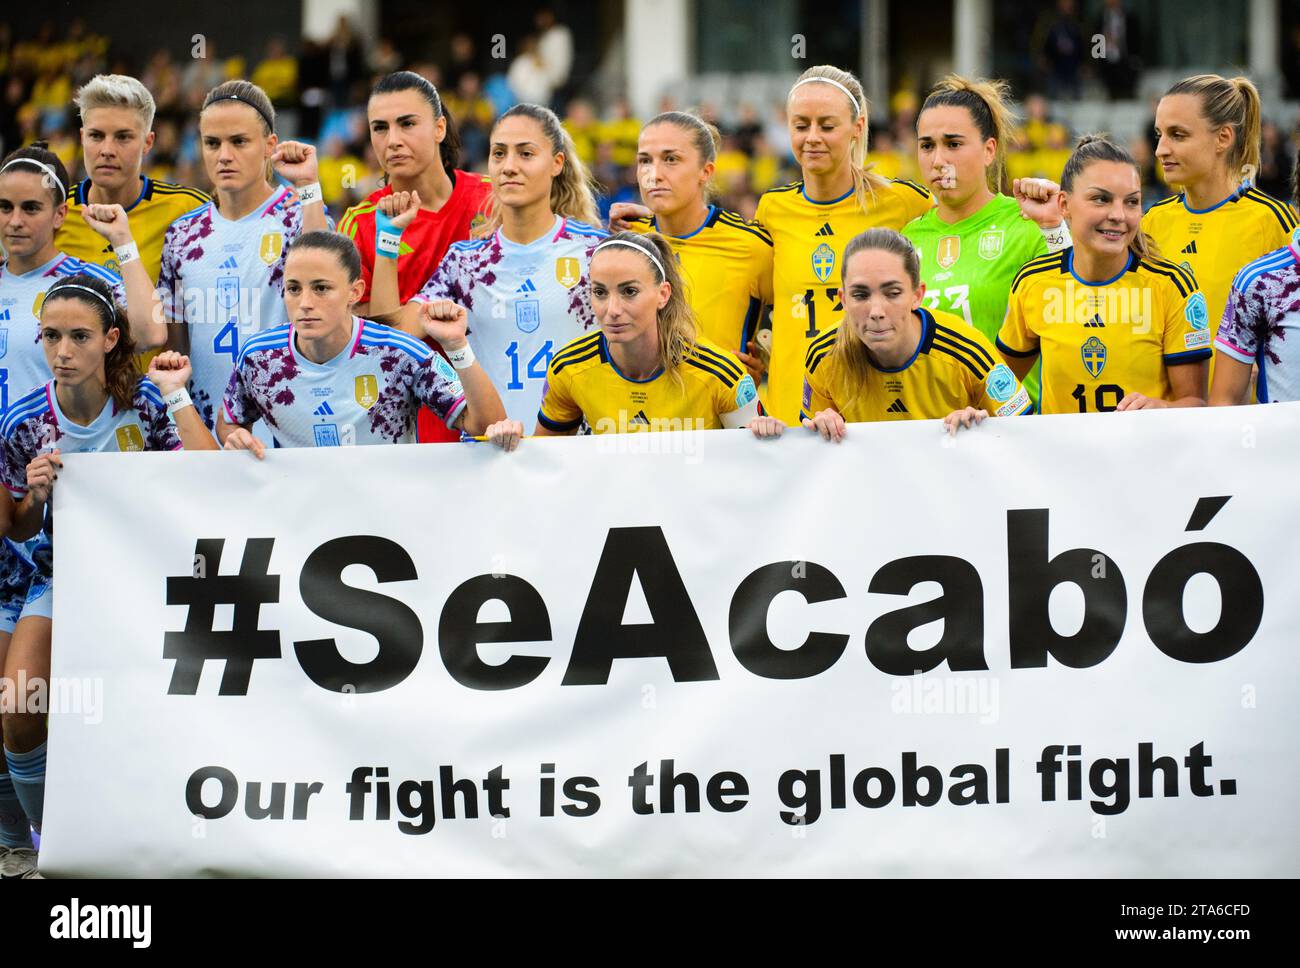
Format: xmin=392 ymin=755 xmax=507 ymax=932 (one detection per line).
xmin=904 ymin=193 xmax=1048 ymax=404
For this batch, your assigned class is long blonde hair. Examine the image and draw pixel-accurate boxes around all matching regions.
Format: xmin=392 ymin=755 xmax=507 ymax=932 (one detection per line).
xmin=787 ymin=65 xmax=890 ymax=214
xmin=919 ymin=74 xmax=1017 ymax=195
xmin=831 ymin=228 xmax=920 ymax=410
xmin=593 ymin=231 xmax=698 ymax=387
xmin=480 ymin=103 xmax=600 ymax=235
xmin=1164 ymin=73 xmax=1262 ymax=186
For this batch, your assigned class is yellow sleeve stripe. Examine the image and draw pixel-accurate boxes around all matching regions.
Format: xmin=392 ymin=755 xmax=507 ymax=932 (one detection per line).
xmin=1010 ymin=252 xmax=1066 ymax=292
xmin=1243 ymin=189 xmax=1300 ymax=231
xmin=805 ymin=327 xmax=838 ymax=366
xmin=892 ymin=178 xmax=932 ymax=200
xmin=683 ymin=355 xmax=738 ymax=387
xmin=716 ymin=211 xmax=774 ymax=246
xmin=1139 ymin=258 xmax=1193 ymax=299
xmin=930 ymin=341 xmax=990 ymax=380
xmin=932 ymin=323 xmax=995 ymax=369
xmin=807 ymin=345 xmax=835 ymax=375
xmin=549 ymin=333 xmax=603 ymax=371
xmin=692 ymin=343 xmax=743 ymax=380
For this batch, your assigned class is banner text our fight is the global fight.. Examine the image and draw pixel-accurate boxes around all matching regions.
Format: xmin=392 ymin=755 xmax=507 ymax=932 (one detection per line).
xmin=41 ymin=405 xmax=1300 ymax=876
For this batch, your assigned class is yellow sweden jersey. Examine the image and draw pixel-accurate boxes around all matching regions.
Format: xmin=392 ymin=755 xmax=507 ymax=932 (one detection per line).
xmin=803 ymin=307 xmax=1033 ymax=422
xmin=627 ymin=206 xmax=774 ymax=354
xmin=57 ymin=176 xmax=210 ymax=282
xmin=1142 ymin=185 xmax=1298 ymax=383
xmin=538 ymin=332 xmax=756 ymax=433
xmin=997 ymin=249 xmax=1212 ymax=414
xmin=757 ymin=177 xmax=933 ymax=423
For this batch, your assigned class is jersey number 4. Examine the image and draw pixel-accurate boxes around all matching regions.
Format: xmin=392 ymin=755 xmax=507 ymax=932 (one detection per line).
xmin=506 ymin=341 xmax=554 ymax=390
xmin=213 ymin=320 xmax=240 ymax=364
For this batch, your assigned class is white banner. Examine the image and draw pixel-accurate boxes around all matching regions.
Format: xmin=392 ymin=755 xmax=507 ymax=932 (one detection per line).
xmin=39 ymin=405 xmax=1300 ymax=876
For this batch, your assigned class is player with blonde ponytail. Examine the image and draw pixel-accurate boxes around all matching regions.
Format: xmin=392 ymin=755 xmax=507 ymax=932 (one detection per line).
xmin=484 ymin=231 xmax=762 ymax=447
xmin=1143 ymin=73 xmax=1297 ymax=385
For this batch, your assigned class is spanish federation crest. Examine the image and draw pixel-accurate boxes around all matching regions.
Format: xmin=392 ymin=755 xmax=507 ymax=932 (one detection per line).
xmin=259 ymin=232 xmax=284 ymax=266
xmin=811 ymin=243 xmax=835 ymax=283
xmin=555 ymin=257 xmax=580 ymax=289
xmin=937 ymin=235 xmax=960 ymax=269
xmin=355 ymin=374 xmax=379 ymax=409
xmin=1081 ymin=336 xmax=1107 ymax=378
xmin=978 ymin=229 xmax=1004 ymax=261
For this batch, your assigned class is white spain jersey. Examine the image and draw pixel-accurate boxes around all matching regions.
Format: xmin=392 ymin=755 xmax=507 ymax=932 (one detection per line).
xmin=223 ymin=317 xmax=467 ymax=448
xmin=414 ymin=215 xmax=605 ymax=425
xmin=0 ymin=253 xmax=124 ymax=418
xmin=157 ymin=185 xmax=320 ymax=429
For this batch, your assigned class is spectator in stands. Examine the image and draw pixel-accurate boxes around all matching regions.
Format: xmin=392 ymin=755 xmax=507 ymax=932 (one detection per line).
xmin=369 ymin=38 xmax=402 ymax=77
xmin=1257 ymin=120 xmax=1293 ymax=202
xmin=536 ymin=8 xmax=574 ymax=108
xmin=444 ymin=33 xmax=480 ymax=92
xmin=506 ymin=35 xmax=554 ymax=106
xmin=1095 ymin=0 xmax=1140 ymax=100
xmin=251 ymin=38 xmax=299 ymax=108
xmin=1037 ymin=0 xmax=1084 ymax=101
xmin=326 ymin=15 xmax=365 ymax=108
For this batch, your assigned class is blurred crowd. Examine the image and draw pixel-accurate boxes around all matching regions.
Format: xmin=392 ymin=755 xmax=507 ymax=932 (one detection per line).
xmin=2 ymin=14 xmax=1298 ymax=224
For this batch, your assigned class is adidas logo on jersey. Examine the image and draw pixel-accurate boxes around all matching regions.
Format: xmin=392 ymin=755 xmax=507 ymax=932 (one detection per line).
xmin=219 ymin=256 xmax=238 ymax=270
xmin=815 ymin=222 xmax=835 ymax=237
xmin=516 ymin=279 xmax=538 ymax=293
xmin=630 ymin=409 xmax=650 ymax=426
xmin=313 ymin=401 xmax=335 ymax=416
xmin=886 ymin=398 xmax=908 ymax=414
xmin=1084 ymin=314 xmax=1105 ymax=328
xmin=1181 ymin=241 xmax=1197 ymax=255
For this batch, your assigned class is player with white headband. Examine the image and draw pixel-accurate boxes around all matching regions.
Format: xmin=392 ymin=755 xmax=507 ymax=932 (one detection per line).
xmin=0 ymin=272 xmax=216 ymax=877
xmin=155 ymin=79 xmax=330 ymax=430
xmin=485 ymin=231 xmax=763 ymax=448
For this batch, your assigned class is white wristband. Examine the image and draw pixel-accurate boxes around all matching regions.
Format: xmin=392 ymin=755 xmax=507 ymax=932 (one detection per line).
xmin=1041 ymin=222 xmax=1072 ymax=252
xmin=114 ymin=241 xmax=140 ymax=266
xmin=296 ymin=182 xmax=323 ymax=206
xmin=446 ymin=343 xmax=476 ymax=370
xmin=163 ymin=387 xmax=192 ymax=415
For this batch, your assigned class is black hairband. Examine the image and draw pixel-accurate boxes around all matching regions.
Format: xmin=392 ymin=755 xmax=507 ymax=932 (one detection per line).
xmin=212 ymin=93 xmax=275 ymax=132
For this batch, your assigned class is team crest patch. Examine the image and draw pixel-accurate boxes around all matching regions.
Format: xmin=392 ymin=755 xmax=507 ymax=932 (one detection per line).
xmin=115 ymin=425 xmax=145 ymax=451
xmin=259 ymin=232 xmax=284 ymax=266
xmin=811 ymin=243 xmax=835 ymax=282
xmin=355 ymin=374 xmax=379 ymax=409
xmin=1081 ymin=336 xmax=1107 ymax=378
xmin=937 ymin=236 xmax=960 ymax=269
xmin=555 ymin=257 xmax=581 ymax=289
xmin=978 ymin=230 xmax=1004 ymax=261
xmin=1185 ymin=292 xmax=1209 ymax=331
xmin=516 ymin=299 xmax=541 ymax=333
xmin=986 ymin=363 xmax=1016 ymax=402
xmin=217 ymin=275 xmax=240 ymax=310
xmin=32 ymin=291 xmax=46 ymax=318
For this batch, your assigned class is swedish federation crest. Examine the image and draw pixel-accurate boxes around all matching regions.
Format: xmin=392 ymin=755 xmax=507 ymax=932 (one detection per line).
xmin=811 ymin=243 xmax=835 ymax=283
xmin=1081 ymin=335 xmax=1107 ymax=378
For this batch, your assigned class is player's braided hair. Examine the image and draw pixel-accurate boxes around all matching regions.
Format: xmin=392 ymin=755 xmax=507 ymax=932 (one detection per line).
xmin=592 ymin=232 xmax=698 ymax=389
xmin=41 ymin=273 xmax=140 ymax=411
xmin=371 ymin=71 xmax=461 ymax=175
xmin=0 ymin=142 xmax=70 ymax=205
xmin=1061 ymin=135 xmax=1160 ymax=262
xmin=832 ymin=228 xmax=921 ymax=411
xmin=920 ymin=75 xmax=1016 ymax=195
xmin=641 ymin=112 xmax=723 ymax=201
xmin=480 ymin=103 xmax=600 ymax=235
xmin=1164 ymin=74 xmax=1262 ymax=187
xmin=788 ymin=66 xmax=890 ymax=215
